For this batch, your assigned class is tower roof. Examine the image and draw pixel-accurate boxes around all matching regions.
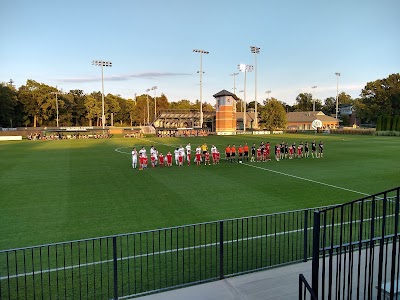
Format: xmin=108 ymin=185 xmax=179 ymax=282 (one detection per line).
xmin=213 ymin=89 xmax=239 ymax=101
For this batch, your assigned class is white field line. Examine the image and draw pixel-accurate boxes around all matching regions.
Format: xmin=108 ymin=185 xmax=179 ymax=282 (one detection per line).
xmin=242 ymin=163 xmax=370 ymax=196
xmin=1 ymin=213 xmax=397 ymax=281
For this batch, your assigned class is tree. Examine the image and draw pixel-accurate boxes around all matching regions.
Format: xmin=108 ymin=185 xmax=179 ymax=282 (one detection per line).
xmin=293 ymin=93 xmax=313 ymax=111
xmin=376 ymin=116 xmax=382 ymax=131
xmin=392 ymin=115 xmax=398 ymax=132
xmin=338 ymin=92 xmax=354 ymax=105
xmin=68 ymin=90 xmax=87 ymax=126
xmin=105 ymin=94 xmax=122 ymax=126
xmin=169 ymin=100 xmax=193 ymax=110
xmin=84 ymin=94 xmax=101 ymax=126
xmin=259 ymin=98 xmax=287 ymax=130
xmin=386 ymin=116 xmax=392 ymax=131
xmin=133 ymin=94 xmax=148 ymax=125
xmin=18 ymin=80 xmax=56 ymax=127
xmin=322 ymin=97 xmax=336 ymax=115
xmin=0 ymin=83 xmax=18 ymax=127
xmin=355 ymin=73 xmax=400 ymax=123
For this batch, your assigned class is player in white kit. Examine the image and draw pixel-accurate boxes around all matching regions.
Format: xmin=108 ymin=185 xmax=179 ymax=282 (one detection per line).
xmin=131 ymin=147 xmax=138 ymax=169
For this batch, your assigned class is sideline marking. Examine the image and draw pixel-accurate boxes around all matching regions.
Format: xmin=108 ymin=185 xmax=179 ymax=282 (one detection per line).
xmin=242 ymin=162 xmax=369 ymax=196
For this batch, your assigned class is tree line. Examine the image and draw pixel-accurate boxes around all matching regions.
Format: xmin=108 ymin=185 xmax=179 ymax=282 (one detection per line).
xmin=0 ymin=73 xmax=399 ymax=130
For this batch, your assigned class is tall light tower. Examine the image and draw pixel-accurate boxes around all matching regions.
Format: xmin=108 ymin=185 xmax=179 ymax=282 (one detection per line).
xmin=193 ymin=49 xmax=209 ymax=128
xmin=50 ymin=90 xmax=61 ymax=127
xmin=146 ymin=88 xmax=151 ymax=125
xmin=92 ymin=60 xmax=112 ymax=129
xmin=238 ymin=64 xmax=254 ymax=132
xmin=151 ymin=86 xmax=158 ymax=121
xmin=335 ymin=73 xmax=341 ymax=119
xmin=238 ymin=90 xmax=244 ymax=112
xmin=311 ymin=86 xmax=317 ymax=112
xmin=250 ymin=46 xmax=260 ymax=129
xmin=230 ymin=72 xmax=239 ymax=95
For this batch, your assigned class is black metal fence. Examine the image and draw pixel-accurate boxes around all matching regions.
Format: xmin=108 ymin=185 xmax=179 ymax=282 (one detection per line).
xmin=1 ymin=207 xmax=316 ymax=299
xmin=300 ymin=187 xmax=400 ymax=300
xmin=2 ymin=188 xmax=398 ymax=300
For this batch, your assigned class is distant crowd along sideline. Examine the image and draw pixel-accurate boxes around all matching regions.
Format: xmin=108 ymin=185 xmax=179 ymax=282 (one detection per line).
xmin=131 ymin=140 xmax=324 ymax=169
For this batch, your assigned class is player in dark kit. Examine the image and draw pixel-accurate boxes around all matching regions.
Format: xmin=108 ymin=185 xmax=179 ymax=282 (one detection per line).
xmin=251 ymin=143 xmax=256 ymax=162
xmin=319 ymin=141 xmax=324 ymax=158
xmin=304 ymin=142 xmax=309 ymax=158
xmin=311 ymin=140 xmax=316 ymax=158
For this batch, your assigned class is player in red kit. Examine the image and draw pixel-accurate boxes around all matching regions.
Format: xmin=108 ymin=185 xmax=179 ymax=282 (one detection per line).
xmin=158 ymin=153 xmax=164 ymax=167
xmin=204 ymin=151 xmax=210 ymax=165
xmin=143 ymin=156 xmax=148 ymax=168
xmin=263 ymin=148 xmax=267 ymax=162
xmin=166 ymin=152 xmax=173 ymax=167
xmin=289 ymin=146 xmax=294 ymax=159
xmin=297 ymin=145 xmax=302 ymax=158
xmin=256 ymin=147 xmax=262 ymax=162
xmin=196 ymin=152 xmax=201 ymax=166
xmin=186 ymin=151 xmax=191 ymax=166
xmin=178 ymin=151 xmax=184 ymax=166
xmin=266 ymin=143 xmax=271 ymax=161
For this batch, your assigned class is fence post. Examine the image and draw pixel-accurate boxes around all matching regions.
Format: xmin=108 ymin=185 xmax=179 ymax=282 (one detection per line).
xmin=219 ymin=221 xmax=224 ymax=280
xmin=311 ymin=210 xmax=320 ymax=298
xmin=113 ymin=236 xmax=118 ymax=300
xmin=303 ymin=209 xmax=309 ymax=262
xmin=389 ymin=190 xmax=399 ymax=298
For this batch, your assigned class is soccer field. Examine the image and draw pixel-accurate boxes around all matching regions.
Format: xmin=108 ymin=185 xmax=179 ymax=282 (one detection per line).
xmin=0 ymin=133 xmax=399 ymax=250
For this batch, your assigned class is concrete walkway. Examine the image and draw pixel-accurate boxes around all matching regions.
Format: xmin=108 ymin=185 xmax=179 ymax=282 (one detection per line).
xmin=134 ymin=260 xmax=313 ymax=300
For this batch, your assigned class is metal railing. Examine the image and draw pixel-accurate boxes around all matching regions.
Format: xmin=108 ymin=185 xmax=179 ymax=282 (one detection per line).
xmin=1 ymin=206 xmax=318 ymax=299
xmin=299 ymin=274 xmax=317 ymax=300
xmin=300 ymin=187 xmax=400 ymax=300
xmin=2 ymin=189 xmax=398 ymax=300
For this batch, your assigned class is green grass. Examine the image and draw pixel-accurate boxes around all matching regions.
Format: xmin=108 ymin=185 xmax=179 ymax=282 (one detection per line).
xmin=0 ymin=133 xmax=399 ymax=250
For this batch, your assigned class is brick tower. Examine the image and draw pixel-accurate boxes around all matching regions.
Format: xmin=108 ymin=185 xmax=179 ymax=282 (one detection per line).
xmin=214 ymin=90 xmax=239 ymax=135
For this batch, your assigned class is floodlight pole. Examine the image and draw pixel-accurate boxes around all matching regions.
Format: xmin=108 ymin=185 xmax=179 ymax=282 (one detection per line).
xmin=250 ymin=46 xmax=260 ymax=129
xmin=311 ymin=86 xmax=317 ymax=112
xmin=146 ymin=89 xmax=151 ymax=125
xmin=193 ymin=49 xmax=209 ymax=128
xmin=239 ymin=90 xmax=244 ymax=112
xmin=92 ymin=60 xmax=112 ymax=129
xmin=151 ymin=86 xmax=158 ymax=121
xmin=230 ymin=72 xmax=239 ymax=96
xmin=51 ymin=90 xmax=60 ymax=127
xmin=335 ymin=73 xmax=341 ymax=119
xmin=238 ymin=64 xmax=253 ymax=133
xmin=265 ymin=90 xmax=271 ymax=102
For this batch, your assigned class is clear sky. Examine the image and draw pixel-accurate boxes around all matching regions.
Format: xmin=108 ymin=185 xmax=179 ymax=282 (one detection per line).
xmin=1 ymin=0 xmax=399 ymax=105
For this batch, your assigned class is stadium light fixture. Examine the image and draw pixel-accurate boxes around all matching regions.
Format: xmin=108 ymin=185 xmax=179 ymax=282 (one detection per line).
xmin=193 ymin=49 xmax=209 ymax=128
xmin=335 ymin=73 xmax=341 ymax=119
xmin=265 ymin=90 xmax=271 ymax=102
xmin=238 ymin=64 xmax=254 ymax=132
xmin=92 ymin=60 xmax=112 ymax=129
xmin=250 ymin=46 xmax=260 ymax=129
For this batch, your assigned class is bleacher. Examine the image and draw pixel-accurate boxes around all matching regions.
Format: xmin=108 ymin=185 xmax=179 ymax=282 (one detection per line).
xmin=154 ymin=109 xmax=215 ymax=129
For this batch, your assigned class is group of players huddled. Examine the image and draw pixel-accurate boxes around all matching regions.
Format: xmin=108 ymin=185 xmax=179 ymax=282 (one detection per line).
xmin=131 ymin=140 xmax=324 ymax=169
